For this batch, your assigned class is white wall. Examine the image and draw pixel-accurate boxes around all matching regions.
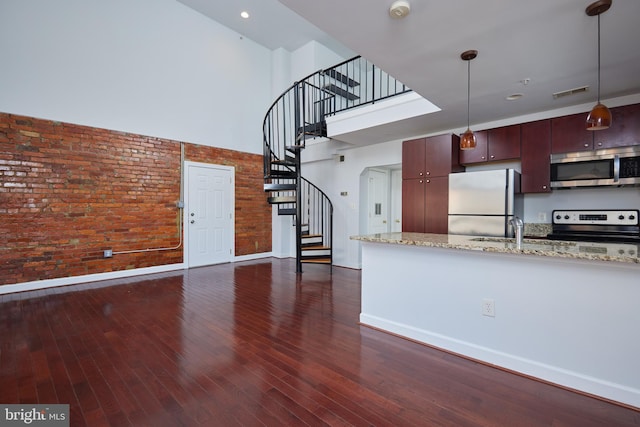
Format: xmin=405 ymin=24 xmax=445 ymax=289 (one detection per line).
xmin=291 ymin=40 xmax=346 ymax=82
xmin=360 ymin=241 xmax=640 ymax=408
xmin=0 ymin=0 xmax=272 ymax=154
xmin=303 ymin=139 xmax=404 ymax=268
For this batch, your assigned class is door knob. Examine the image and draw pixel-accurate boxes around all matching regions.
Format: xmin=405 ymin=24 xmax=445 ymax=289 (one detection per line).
xmin=190 ymin=220 xmax=195 ymax=224
xmin=190 ymin=212 xmax=195 ymax=216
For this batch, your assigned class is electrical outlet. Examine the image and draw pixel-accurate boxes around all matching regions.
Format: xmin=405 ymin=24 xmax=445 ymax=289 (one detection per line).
xmin=538 ymin=212 xmax=547 ymax=222
xmin=104 ymin=249 xmax=113 ymax=258
xmin=482 ymin=298 xmax=495 ymax=317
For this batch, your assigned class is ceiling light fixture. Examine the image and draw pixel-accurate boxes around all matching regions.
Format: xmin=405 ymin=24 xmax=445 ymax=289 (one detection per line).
xmin=389 ymin=1 xmax=410 ymax=19
xmin=240 ymin=11 xmax=250 ymax=19
xmin=585 ymin=0 xmax=612 ymax=131
xmin=460 ymin=50 xmax=478 ymax=150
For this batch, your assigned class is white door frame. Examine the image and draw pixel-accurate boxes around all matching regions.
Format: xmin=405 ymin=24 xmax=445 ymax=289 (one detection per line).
xmin=366 ymin=168 xmax=390 ymax=234
xmin=184 ymin=161 xmax=235 ymax=267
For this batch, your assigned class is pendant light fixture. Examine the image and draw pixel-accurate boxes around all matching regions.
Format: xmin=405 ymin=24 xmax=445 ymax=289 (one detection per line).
xmin=585 ymin=0 xmax=612 ymax=131
xmin=460 ymin=50 xmax=478 ymax=150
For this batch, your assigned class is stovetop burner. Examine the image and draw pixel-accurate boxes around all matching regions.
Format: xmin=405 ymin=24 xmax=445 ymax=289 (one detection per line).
xmin=547 ymin=209 xmax=640 ymax=244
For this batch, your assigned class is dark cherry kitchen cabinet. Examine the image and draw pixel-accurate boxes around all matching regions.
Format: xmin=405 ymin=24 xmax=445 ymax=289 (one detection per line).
xmin=595 ymin=103 xmax=640 ymax=148
xmin=402 ymin=137 xmax=427 ymax=179
xmin=403 ymin=134 xmax=463 ymax=179
xmin=402 ymin=178 xmax=426 ymax=232
xmin=402 ymin=134 xmax=463 ymax=233
xmin=551 ymin=104 xmax=640 ymax=153
xmin=459 ymin=125 xmax=520 ymax=164
xmin=488 ymin=124 xmax=521 ymax=160
xmin=521 ymin=119 xmax=552 ymax=193
xmin=458 ymin=130 xmax=488 ymax=164
xmin=401 ymin=176 xmax=449 ymax=234
xmin=424 ymin=176 xmax=450 ymax=234
xmin=551 ymin=112 xmax=593 ymax=153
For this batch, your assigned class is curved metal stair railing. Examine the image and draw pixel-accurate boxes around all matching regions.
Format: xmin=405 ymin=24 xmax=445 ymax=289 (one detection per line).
xmin=263 ymin=56 xmax=412 ymax=273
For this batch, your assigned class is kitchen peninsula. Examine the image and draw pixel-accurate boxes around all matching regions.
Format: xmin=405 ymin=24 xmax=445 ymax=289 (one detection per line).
xmin=351 ymin=232 xmax=640 ymax=409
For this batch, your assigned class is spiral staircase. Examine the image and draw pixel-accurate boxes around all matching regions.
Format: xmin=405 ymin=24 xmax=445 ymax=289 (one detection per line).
xmin=263 ymin=56 xmax=411 ymax=273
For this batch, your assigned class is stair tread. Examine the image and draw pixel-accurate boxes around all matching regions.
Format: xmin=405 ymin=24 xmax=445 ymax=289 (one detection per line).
xmin=301 ymin=233 xmax=323 ymax=239
xmin=268 ymin=170 xmax=296 ymax=178
xmin=272 ymin=156 xmax=296 ymax=164
xmin=323 ymin=69 xmax=360 ymax=87
xmin=301 ymin=258 xmax=332 ymax=264
xmin=301 ymin=245 xmax=331 ymax=250
xmin=277 ymin=208 xmax=296 ymax=215
xmin=268 ymin=196 xmax=296 ymax=204
xmin=297 ymin=122 xmax=326 ymax=138
xmin=264 ymin=183 xmax=297 ymax=191
xmin=323 ymin=84 xmax=359 ymax=101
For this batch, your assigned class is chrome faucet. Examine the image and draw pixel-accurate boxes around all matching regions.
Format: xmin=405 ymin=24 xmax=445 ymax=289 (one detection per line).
xmin=510 ymin=217 xmax=524 ymax=249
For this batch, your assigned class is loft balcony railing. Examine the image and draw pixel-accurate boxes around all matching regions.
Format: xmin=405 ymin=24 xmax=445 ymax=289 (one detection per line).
xmin=264 ymin=55 xmax=413 ymax=175
xmin=323 ymin=55 xmax=413 ymax=116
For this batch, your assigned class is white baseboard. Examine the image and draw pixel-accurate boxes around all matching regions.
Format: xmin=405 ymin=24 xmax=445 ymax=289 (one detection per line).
xmin=360 ymin=313 xmax=640 ymax=410
xmin=234 ymin=252 xmax=274 ymax=262
xmin=1 ymin=254 xmax=280 ymax=295
xmin=0 ymin=263 xmax=187 ymax=295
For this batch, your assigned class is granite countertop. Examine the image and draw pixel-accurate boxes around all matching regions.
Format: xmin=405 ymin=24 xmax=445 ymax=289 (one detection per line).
xmin=351 ymin=232 xmax=640 ymax=264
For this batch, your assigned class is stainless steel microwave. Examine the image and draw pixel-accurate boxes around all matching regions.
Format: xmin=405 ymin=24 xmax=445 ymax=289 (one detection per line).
xmin=550 ymin=146 xmax=640 ymax=188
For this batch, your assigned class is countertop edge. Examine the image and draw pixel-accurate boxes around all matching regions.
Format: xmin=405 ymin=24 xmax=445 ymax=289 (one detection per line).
xmin=350 ymin=233 xmax=640 ymax=265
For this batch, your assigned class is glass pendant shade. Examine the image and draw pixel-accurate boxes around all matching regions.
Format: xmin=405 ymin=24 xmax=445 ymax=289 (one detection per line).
xmin=460 ymin=128 xmax=476 ymax=150
xmin=586 ymin=102 xmax=612 ymax=130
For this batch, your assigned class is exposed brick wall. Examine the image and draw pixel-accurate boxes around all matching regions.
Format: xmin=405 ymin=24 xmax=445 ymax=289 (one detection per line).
xmin=0 ymin=113 xmax=271 ymax=286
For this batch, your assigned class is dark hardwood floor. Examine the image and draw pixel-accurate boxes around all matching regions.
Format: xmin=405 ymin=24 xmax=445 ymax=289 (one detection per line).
xmin=1 ymin=258 xmax=639 ymax=426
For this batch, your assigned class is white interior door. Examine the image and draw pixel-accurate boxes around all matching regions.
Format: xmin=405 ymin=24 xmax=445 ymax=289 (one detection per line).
xmin=368 ymin=169 xmax=389 ymax=234
xmin=186 ymin=162 xmax=234 ymax=267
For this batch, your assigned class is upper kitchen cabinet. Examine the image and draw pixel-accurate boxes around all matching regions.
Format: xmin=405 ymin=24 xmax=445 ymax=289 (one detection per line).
xmin=595 ymin=103 xmax=640 ymax=148
xmin=459 ymin=125 xmax=520 ymax=164
xmin=402 ymin=137 xmax=427 ymax=179
xmin=458 ymin=130 xmax=487 ymax=164
xmin=551 ymin=104 xmax=640 ymax=153
xmin=402 ymin=134 xmax=464 ymax=179
xmin=521 ymin=119 xmax=551 ymax=193
xmin=488 ymin=125 xmax=521 ymax=160
xmin=425 ymin=134 xmax=465 ymax=176
xmin=551 ymin=112 xmax=593 ymax=153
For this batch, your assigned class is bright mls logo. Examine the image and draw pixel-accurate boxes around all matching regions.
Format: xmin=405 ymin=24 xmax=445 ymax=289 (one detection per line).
xmin=0 ymin=405 xmax=69 ymax=426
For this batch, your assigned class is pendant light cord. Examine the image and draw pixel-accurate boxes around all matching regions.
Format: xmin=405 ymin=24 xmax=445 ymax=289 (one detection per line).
xmin=467 ymin=59 xmax=471 ymax=129
xmin=597 ymin=13 xmax=601 ymax=103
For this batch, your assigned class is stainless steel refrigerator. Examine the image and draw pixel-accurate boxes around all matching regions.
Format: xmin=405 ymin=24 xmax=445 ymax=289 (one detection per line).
xmin=448 ymin=169 xmax=524 ymax=237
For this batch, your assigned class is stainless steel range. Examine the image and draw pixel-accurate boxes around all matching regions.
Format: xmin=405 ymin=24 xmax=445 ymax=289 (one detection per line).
xmin=547 ymin=209 xmax=640 ymax=258
xmin=548 ymin=209 xmax=640 ymax=243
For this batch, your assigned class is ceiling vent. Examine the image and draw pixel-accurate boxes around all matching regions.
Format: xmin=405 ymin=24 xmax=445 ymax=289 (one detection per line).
xmin=552 ymin=85 xmax=590 ymax=99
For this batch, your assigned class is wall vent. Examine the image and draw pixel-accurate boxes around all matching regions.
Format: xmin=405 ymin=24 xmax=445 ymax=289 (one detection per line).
xmin=552 ymin=85 xmax=590 ymax=99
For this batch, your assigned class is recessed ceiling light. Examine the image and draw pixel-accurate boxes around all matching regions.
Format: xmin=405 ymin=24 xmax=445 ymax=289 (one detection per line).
xmin=240 ymin=11 xmax=249 ymax=19
xmin=506 ymin=93 xmax=524 ymax=101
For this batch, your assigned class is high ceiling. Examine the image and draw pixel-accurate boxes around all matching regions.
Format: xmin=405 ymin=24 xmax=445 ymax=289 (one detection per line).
xmin=179 ymin=0 xmax=640 ymax=144
xmin=176 ymin=0 xmax=354 ymax=57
